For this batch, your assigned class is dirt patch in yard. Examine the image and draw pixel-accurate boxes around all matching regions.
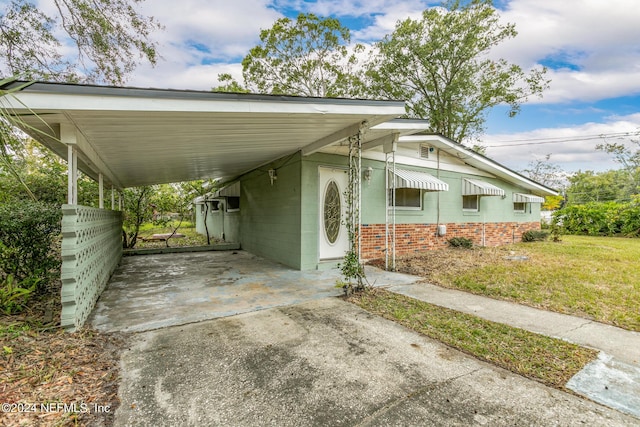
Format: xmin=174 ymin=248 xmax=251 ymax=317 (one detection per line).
xmin=1 ymin=283 xmax=127 ymax=427
xmin=368 ymin=246 xmax=518 ymax=285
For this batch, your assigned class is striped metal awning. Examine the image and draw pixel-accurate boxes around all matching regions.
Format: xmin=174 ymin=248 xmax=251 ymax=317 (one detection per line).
xmin=513 ymin=193 xmax=545 ymax=203
xmin=214 ymin=181 xmax=240 ymax=197
xmin=462 ymin=178 xmax=505 ymax=196
xmin=390 ymin=168 xmax=449 ymax=191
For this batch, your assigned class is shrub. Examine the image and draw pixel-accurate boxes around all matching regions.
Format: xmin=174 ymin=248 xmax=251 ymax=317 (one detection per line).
xmin=552 ymin=199 xmax=640 ymax=237
xmin=448 ymin=237 xmax=473 ymax=249
xmin=522 ymin=230 xmax=549 ymax=242
xmin=0 ymin=200 xmax=62 ymax=291
xmin=0 ymin=275 xmax=36 ymax=315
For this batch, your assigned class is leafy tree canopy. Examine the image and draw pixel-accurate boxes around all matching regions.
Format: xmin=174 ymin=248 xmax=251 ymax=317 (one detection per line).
xmin=0 ymin=0 xmax=161 ymax=85
xmin=238 ymin=13 xmax=363 ymax=97
xmin=363 ymin=0 xmax=549 ymax=142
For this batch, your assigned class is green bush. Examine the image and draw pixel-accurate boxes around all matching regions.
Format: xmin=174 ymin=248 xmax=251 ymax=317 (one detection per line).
xmin=0 ymin=200 xmax=62 ymax=290
xmin=619 ymin=196 xmax=640 ymax=237
xmin=522 ymin=230 xmax=549 ymax=242
xmin=552 ymin=198 xmax=640 ymax=237
xmin=448 ymin=237 xmax=473 ymax=248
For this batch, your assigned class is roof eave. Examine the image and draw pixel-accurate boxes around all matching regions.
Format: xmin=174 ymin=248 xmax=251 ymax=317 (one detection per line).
xmin=399 ymin=133 xmax=558 ymax=196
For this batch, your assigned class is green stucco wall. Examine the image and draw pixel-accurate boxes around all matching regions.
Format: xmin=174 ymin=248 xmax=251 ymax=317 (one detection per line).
xmin=300 ymin=152 xmax=542 ymax=268
xmin=300 ymin=152 xmax=350 ymax=269
xmin=238 ymin=153 xmax=303 ymax=269
xmin=194 ymin=150 xmax=543 ymax=270
xmin=359 ymin=165 xmax=541 ymax=225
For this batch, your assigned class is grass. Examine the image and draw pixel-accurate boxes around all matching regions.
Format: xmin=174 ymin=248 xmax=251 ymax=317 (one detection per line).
xmin=392 ymin=235 xmax=640 ymax=332
xmin=132 ymin=221 xmax=211 ymax=249
xmin=349 ymin=288 xmax=598 ymax=390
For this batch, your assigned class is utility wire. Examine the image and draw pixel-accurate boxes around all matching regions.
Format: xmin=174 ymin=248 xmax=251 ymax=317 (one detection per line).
xmin=484 ymin=131 xmax=637 ymax=148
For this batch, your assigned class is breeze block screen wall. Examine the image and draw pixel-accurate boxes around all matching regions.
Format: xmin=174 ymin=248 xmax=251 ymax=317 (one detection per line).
xmin=60 ymin=205 xmax=123 ymax=331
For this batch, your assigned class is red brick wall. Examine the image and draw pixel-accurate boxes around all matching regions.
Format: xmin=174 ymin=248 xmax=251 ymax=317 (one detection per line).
xmin=360 ymin=222 xmax=541 ymax=260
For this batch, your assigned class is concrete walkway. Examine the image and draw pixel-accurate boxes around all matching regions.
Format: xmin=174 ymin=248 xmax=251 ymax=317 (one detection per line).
xmin=386 ymin=281 xmax=640 ymax=419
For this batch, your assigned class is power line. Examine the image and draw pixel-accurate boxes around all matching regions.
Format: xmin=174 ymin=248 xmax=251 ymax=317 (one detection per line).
xmin=484 ymin=131 xmax=637 ymax=148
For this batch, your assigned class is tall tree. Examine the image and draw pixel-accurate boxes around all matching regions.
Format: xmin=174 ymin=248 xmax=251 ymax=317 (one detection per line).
xmin=565 ymin=170 xmax=632 ymax=205
xmin=1 ymin=1 xmax=161 ymax=200
xmin=363 ymin=0 xmax=549 ymax=142
xmin=520 ymin=154 xmax=566 ymax=190
xmin=240 ymin=13 xmax=363 ymax=97
xmin=596 ymin=135 xmax=640 ymax=195
xmin=0 ymin=0 xmax=161 ymax=85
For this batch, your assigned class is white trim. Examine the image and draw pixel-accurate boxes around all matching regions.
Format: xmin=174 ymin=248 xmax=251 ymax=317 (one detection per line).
xmin=400 ymin=135 xmax=557 ymax=196
xmin=8 ymin=91 xmax=406 ymax=116
xmin=462 ymin=195 xmax=480 ymax=212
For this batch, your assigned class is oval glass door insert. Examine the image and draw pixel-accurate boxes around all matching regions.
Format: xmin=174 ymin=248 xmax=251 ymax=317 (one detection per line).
xmin=323 ymin=180 xmax=341 ymax=244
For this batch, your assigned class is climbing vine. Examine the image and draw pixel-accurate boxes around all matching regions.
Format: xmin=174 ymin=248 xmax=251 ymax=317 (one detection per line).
xmin=338 ymin=130 xmax=366 ymax=294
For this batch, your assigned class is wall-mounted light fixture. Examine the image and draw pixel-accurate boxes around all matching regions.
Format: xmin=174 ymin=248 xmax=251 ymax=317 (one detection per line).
xmin=268 ymin=168 xmax=277 ymax=185
xmin=363 ymin=166 xmax=373 ymax=183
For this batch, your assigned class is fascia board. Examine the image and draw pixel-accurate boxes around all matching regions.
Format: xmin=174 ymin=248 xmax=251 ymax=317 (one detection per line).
xmin=5 ymin=91 xmax=406 ymax=116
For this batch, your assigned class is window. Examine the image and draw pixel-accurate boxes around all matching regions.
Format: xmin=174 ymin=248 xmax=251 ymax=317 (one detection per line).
xmin=462 ymin=195 xmax=479 ymax=211
xmin=323 ymin=180 xmax=341 ymax=244
xmin=209 ymin=200 xmax=220 ymax=211
xmin=226 ymin=196 xmax=240 ymax=211
xmin=389 ymin=188 xmax=422 ymax=209
xmin=513 ymin=202 xmax=526 ymax=213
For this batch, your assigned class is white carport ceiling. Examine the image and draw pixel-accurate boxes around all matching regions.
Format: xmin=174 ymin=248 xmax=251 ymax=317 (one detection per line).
xmin=2 ymin=82 xmax=406 ymax=188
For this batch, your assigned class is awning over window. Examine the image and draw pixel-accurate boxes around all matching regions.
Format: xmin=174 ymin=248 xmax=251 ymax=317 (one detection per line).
xmin=462 ymin=178 xmax=505 ymax=196
xmin=214 ymin=181 xmax=240 ymax=197
xmin=513 ymin=193 xmax=545 ymax=203
xmin=390 ymin=168 xmax=449 ymax=191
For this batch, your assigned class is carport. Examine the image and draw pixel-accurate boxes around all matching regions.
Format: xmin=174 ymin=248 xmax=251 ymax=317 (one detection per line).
xmin=1 ymin=80 xmax=405 ymax=330
xmin=89 ymin=250 xmax=419 ymax=333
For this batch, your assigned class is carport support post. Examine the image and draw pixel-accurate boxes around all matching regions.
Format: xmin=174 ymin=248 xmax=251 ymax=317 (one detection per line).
xmin=99 ymin=173 xmax=104 ymax=209
xmin=61 ymin=124 xmax=78 ymax=205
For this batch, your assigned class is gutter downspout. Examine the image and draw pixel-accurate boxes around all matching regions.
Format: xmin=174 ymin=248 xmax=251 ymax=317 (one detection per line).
xmin=437 ymin=149 xmax=441 ymax=235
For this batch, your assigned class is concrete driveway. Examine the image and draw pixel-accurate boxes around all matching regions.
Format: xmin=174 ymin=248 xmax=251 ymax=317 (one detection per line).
xmin=114 ymin=298 xmax=635 ymax=426
xmin=92 ymin=250 xmax=636 ymax=425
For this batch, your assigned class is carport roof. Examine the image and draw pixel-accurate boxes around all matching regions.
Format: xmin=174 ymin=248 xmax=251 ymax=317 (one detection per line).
xmin=1 ymin=80 xmax=406 ymax=189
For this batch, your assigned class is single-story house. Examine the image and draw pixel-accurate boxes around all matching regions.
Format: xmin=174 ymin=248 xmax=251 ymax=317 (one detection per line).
xmin=0 ymin=80 xmax=555 ymax=329
xmin=192 ymin=126 xmax=554 ymax=270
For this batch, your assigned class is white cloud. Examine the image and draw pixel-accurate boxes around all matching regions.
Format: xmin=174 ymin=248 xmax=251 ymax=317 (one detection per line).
xmin=482 ymin=113 xmax=640 ymax=173
xmin=111 ymin=0 xmax=280 ymax=89
xmin=27 ymin=0 xmax=640 ymax=177
xmin=491 ymin=0 xmax=640 ymax=103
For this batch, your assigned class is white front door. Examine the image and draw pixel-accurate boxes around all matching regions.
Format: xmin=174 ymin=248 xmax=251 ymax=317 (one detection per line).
xmin=319 ymin=167 xmax=349 ymax=260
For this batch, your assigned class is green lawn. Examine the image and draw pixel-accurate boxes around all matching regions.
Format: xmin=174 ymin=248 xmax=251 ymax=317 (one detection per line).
xmin=349 ymin=289 xmax=597 ymax=390
xmin=395 ymin=235 xmax=640 ymax=332
xmin=132 ymin=221 xmax=210 ymax=248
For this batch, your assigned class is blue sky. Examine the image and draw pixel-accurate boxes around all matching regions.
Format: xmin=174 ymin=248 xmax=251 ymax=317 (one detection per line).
xmin=59 ymin=0 xmax=640 ymax=174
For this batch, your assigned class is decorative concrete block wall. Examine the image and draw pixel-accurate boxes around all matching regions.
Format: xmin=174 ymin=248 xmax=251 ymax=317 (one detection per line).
xmin=60 ymin=205 xmax=123 ymax=331
xmin=361 ymin=221 xmax=541 ymax=260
